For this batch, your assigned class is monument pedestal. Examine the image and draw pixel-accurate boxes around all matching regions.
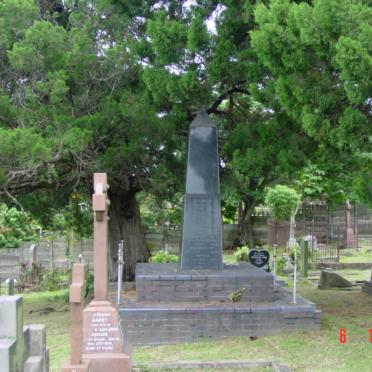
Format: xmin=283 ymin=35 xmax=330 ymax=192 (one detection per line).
xmin=82 ymin=301 xmax=131 ymax=372
xmin=136 ymin=263 xmax=274 ymax=302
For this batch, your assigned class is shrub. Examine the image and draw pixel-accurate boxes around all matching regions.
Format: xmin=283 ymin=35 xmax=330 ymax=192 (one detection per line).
xmin=0 ymin=203 xmax=39 ymax=248
xmin=41 ymin=267 xmax=70 ymax=291
xmin=234 ymin=246 xmax=249 ymax=262
xmin=149 ymin=250 xmax=179 ymax=263
xmin=265 ymin=185 xmax=301 ymax=222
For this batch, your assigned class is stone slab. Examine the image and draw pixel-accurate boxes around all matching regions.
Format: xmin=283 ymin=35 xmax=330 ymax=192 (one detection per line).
xmin=136 ymin=263 xmax=274 ymax=302
xmin=0 ymin=339 xmax=16 ymax=372
xmin=362 ymin=284 xmax=372 ymax=295
xmin=0 ymin=296 xmax=26 ymax=371
xmin=83 ymin=354 xmax=130 ymax=372
xmin=24 ymin=356 xmax=43 ymax=372
xmin=26 ymin=324 xmax=46 ymax=356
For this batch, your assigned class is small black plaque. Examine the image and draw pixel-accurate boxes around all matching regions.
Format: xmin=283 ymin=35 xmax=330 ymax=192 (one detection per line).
xmin=249 ymin=249 xmax=270 ymax=271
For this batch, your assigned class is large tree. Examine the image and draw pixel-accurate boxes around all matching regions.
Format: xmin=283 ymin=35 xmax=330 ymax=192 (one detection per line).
xmin=0 ymin=0 xmax=183 ymax=279
xmin=251 ymin=0 xmax=372 ymax=205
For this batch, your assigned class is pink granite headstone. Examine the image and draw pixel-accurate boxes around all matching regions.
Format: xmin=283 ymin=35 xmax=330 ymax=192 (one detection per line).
xmin=62 ymin=263 xmax=91 ymax=372
xmin=82 ymin=173 xmax=131 ymax=372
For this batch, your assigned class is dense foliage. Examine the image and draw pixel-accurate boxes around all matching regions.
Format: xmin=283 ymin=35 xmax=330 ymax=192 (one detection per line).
xmin=0 ymin=0 xmax=370 ymax=268
xmin=265 ymin=185 xmax=301 ymax=222
xmin=0 ymin=203 xmax=39 ymax=248
xmin=149 ymin=250 xmax=179 ymax=263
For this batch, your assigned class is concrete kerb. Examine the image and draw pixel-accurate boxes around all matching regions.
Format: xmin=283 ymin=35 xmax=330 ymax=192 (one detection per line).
xmin=135 ymin=359 xmax=292 ymax=371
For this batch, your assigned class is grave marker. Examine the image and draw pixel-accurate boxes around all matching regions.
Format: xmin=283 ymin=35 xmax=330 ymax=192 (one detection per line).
xmin=62 ymin=263 xmax=91 ymax=371
xmin=180 ymin=111 xmax=223 ymax=270
xmin=82 ymin=173 xmax=131 ymax=372
xmin=249 ymin=249 xmax=270 ymax=271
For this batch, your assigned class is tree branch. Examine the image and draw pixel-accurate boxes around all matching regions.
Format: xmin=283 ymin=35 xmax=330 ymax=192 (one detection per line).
xmin=206 ymin=81 xmax=250 ymax=115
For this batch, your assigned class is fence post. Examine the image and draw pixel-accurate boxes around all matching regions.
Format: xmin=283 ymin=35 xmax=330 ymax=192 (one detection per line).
xmin=50 ymin=240 xmax=54 ymax=269
xmin=29 ymin=244 xmax=37 ymax=267
xmin=19 ymin=243 xmax=24 ymax=264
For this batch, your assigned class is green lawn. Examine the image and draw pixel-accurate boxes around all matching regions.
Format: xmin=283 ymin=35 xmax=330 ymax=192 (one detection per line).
xmin=339 ymin=248 xmax=372 ymax=263
xmin=22 ymin=273 xmax=372 ymax=371
xmin=22 ymin=290 xmax=70 ymax=371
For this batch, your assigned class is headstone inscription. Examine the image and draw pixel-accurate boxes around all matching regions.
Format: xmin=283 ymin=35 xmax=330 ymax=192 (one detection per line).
xmin=62 ymin=263 xmax=91 ymax=372
xmin=180 ymin=110 xmax=223 ymax=270
xmin=249 ymin=249 xmax=270 ymax=271
xmin=82 ymin=173 xmax=131 ymax=372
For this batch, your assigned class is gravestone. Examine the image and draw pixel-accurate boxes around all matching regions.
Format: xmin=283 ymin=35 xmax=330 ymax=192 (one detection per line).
xmin=82 ymin=173 xmax=131 ymax=372
xmin=318 ymin=269 xmax=353 ymax=289
xmin=62 ymin=263 xmax=91 ymax=372
xmin=121 ymin=112 xmax=320 ymax=345
xmin=5 ymin=278 xmax=15 ymax=295
xmin=249 ymin=249 xmax=270 ymax=271
xmin=0 ymin=296 xmax=49 ymax=372
xmin=180 ymin=110 xmax=223 ymax=270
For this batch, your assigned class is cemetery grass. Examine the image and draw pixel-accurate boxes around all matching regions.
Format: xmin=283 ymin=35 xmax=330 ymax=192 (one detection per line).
xmin=22 ymin=290 xmax=70 ymax=371
xmin=22 ymin=276 xmax=372 ymax=372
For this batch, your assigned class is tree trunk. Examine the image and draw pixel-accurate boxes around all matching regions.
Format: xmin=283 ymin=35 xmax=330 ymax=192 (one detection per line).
xmin=108 ymin=191 xmax=150 ymax=281
xmin=237 ymin=200 xmax=256 ymax=248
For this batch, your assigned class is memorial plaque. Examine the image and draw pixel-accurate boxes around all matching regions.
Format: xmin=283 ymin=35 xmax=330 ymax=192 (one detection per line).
xmin=249 ymin=249 xmax=270 ymax=271
xmin=180 ymin=111 xmax=223 ymax=270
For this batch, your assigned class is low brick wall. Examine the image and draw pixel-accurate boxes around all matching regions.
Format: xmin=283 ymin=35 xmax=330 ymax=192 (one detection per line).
xmin=136 ymin=263 xmax=274 ymax=302
xmin=119 ymin=291 xmax=321 ymax=345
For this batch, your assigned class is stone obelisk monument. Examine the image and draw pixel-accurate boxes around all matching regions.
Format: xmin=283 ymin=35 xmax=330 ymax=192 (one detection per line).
xmin=180 ymin=110 xmax=223 ymax=270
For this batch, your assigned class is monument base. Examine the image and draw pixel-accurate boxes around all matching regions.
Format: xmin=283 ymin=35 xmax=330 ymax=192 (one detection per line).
xmin=119 ymin=286 xmax=321 ymax=345
xmin=118 ymin=263 xmax=320 ymax=345
xmin=136 ymin=263 xmax=274 ymax=302
xmin=82 ymin=301 xmax=131 ymax=372
xmin=62 ymin=359 xmax=91 ymax=372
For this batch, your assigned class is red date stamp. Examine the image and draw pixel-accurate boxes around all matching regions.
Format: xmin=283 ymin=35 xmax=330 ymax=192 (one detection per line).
xmin=339 ymin=328 xmax=372 ymax=343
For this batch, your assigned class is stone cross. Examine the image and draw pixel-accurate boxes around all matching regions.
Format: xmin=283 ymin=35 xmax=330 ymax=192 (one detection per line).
xmin=81 ymin=173 xmax=131 ymax=372
xmin=92 ymin=173 xmax=109 ymax=301
xmin=62 ymin=263 xmax=90 ymax=371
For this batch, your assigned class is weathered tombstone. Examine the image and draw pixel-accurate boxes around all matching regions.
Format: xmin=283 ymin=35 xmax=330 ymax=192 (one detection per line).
xmin=0 ymin=296 xmax=49 ymax=372
xmin=62 ymin=263 xmax=91 ymax=372
xmin=82 ymin=173 xmax=131 ymax=372
xmin=300 ymin=240 xmax=309 ymax=278
xmin=180 ymin=110 xmax=223 ymax=270
xmin=5 ymin=278 xmax=15 ymax=295
xmin=318 ymin=269 xmax=353 ymax=289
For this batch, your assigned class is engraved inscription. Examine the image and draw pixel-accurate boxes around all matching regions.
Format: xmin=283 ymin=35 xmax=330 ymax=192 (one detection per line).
xmin=181 ymin=195 xmax=222 ymax=269
xmin=84 ymin=311 xmax=122 ymax=353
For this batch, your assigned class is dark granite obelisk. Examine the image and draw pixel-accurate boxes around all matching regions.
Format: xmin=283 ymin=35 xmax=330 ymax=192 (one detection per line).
xmin=180 ymin=110 xmax=223 ymax=270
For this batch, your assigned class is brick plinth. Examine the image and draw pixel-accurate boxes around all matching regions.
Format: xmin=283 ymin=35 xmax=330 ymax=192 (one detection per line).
xmin=136 ymin=263 xmax=274 ymax=302
xmin=119 ymin=287 xmax=321 ymax=345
